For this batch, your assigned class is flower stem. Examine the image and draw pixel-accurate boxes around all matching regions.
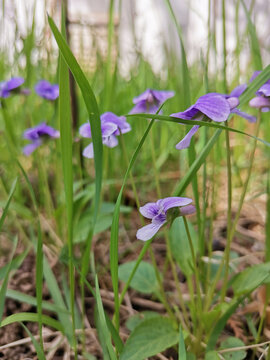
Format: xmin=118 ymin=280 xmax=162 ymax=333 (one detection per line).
xmin=220 ymin=111 xmax=261 ymax=302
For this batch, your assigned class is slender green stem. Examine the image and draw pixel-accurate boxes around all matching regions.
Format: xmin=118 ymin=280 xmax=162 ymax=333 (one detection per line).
xmin=119 ymin=133 xmax=141 ymax=211
xmin=119 ymin=240 xmax=152 ymax=305
xmin=150 ymin=129 xmax=161 ymax=198
xmin=220 ymin=111 xmax=261 ymax=302
xmin=148 ymin=247 xmax=177 ymax=324
xmin=222 ymin=0 xmax=227 ymax=92
xmin=183 ymin=216 xmax=203 ymax=349
xmin=219 ymin=121 xmax=232 ymax=303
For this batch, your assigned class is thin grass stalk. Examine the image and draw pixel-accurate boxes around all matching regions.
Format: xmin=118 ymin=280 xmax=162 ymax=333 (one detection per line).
xmin=59 ymin=3 xmax=77 ymax=357
xmin=221 ymin=111 xmax=262 ymax=301
xmin=17 ymin=161 xmax=44 ymax=351
xmin=148 ymin=247 xmax=177 ymax=324
xmin=104 ymin=0 xmax=115 ymax=110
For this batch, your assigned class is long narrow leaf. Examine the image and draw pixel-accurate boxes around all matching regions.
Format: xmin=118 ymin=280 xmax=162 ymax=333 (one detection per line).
xmin=95 ymin=276 xmax=117 ymax=360
xmin=0 ymin=177 xmax=17 ymax=230
xmin=0 ymin=313 xmax=64 ymax=332
xmin=20 ymin=322 xmax=46 ymax=360
xmin=0 ymin=237 xmax=18 ymax=324
xmin=59 ymin=3 xmax=77 ymax=351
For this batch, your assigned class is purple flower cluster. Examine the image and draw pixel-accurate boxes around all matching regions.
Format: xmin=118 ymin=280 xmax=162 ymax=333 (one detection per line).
xmin=80 ymin=112 xmax=131 ymax=158
xmin=0 ymin=77 xmax=24 ymax=98
xmin=23 ymin=122 xmax=59 ymax=155
xmin=130 ymin=89 xmax=175 ymax=114
xmin=137 ymin=197 xmax=195 ymax=241
xmin=249 ymin=71 xmax=270 ymax=112
xmin=35 ymin=80 xmax=59 ymax=100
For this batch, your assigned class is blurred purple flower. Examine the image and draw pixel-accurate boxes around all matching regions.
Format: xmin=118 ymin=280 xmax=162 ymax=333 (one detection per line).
xmin=136 ymin=197 xmax=195 ymax=241
xmin=171 ymin=91 xmax=256 ymax=150
xmin=130 ymin=89 xmax=175 ymax=114
xmin=0 ymin=77 xmax=24 ymax=98
xmin=35 ymin=80 xmax=59 ymax=100
xmin=79 ymin=112 xmax=131 ymax=158
xmin=23 ymin=122 xmax=60 ymax=155
xmin=249 ymin=71 xmax=270 ymax=112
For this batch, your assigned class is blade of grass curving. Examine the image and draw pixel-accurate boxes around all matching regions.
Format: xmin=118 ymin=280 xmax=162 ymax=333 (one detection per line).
xmin=74 ymin=265 xmax=124 ymax=353
xmin=6 ymin=289 xmax=69 ymax=314
xmin=164 ymin=0 xmax=201 ymax=249
xmin=95 ymin=276 xmax=117 ymax=359
xmin=127 ymin=113 xmax=270 ymax=148
xmin=47 ymin=14 xmax=103 ymax=276
xmin=20 ymin=322 xmax=46 ymax=360
xmin=0 ymin=313 xmax=64 ymax=332
xmin=178 ymin=325 xmax=187 ymax=360
xmin=59 ymin=3 xmax=77 ymax=354
xmin=0 ymin=236 xmax=18 ymax=324
xmin=111 ymin=119 xmax=155 ymax=330
xmin=42 ymin=255 xmax=73 ymax=341
xmin=17 ymin=161 xmax=44 ymax=350
xmin=240 ymin=0 xmax=262 ymax=70
xmin=0 ymin=247 xmax=30 ymax=280
xmin=0 ymin=178 xmax=17 ymax=230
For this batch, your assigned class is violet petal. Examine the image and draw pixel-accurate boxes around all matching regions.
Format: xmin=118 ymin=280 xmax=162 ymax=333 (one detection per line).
xmin=136 ymin=222 xmax=165 ymax=241
xmin=139 ymin=203 xmax=160 ymax=219
xmin=159 ymin=197 xmax=193 ymax=213
xmin=175 ymin=125 xmax=200 ymax=150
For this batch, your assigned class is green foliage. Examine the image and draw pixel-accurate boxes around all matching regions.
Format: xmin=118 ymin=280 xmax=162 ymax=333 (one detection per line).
xmin=220 ymin=337 xmax=246 ymax=360
xmin=169 ymin=217 xmax=198 ymax=276
xmin=231 ymin=262 xmax=270 ymax=295
xmin=120 ymin=316 xmax=179 ymax=360
xmin=125 ymin=311 xmax=160 ymax=332
xmin=119 ymin=261 xmax=160 ymax=294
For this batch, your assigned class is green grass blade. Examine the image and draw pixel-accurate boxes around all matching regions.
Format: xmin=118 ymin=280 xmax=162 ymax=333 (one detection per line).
xmin=110 ymin=119 xmax=155 ymax=330
xmin=43 ymin=256 xmax=73 ymax=342
xmin=20 ymin=322 xmax=46 ymax=360
xmin=47 ymin=14 xmax=103 ymax=277
xmin=0 ymin=237 xmax=18 ymax=324
xmin=59 ymin=3 xmax=77 ymax=353
xmin=47 ymin=14 xmax=102 ymax=222
xmin=6 ymin=289 xmax=69 ymax=314
xmin=178 ymin=325 xmax=186 ymax=360
xmin=240 ymin=0 xmax=262 ymax=70
xmin=0 ymin=313 xmax=64 ymax=332
xmin=95 ymin=276 xmax=117 ymax=360
xmin=173 ymin=129 xmax=222 ymax=196
xmin=0 ymin=177 xmax=17 ymax=230
xmin=17 ymin=161 xmax=44 ymax=350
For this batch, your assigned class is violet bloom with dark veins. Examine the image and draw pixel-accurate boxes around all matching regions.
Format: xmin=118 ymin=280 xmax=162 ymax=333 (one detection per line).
xmin=136 ymin=197 xmax=195 ymax=241
xmin=79 ymin=112 xmax=131 ymax=158
xmin=0 ymin=77 xmax=24 ymax=98
xmin=23 ymin=122 xmax=60 ymax=156
xmin=249 ymin=71 xmax=270 ymax=112
xmin=130 ymin=89 xmax=175 ymax=114
xmin=171 ymin=91 xmax=256 ymax=150
xmin=35 ymin=80 xmax=59 ymax=100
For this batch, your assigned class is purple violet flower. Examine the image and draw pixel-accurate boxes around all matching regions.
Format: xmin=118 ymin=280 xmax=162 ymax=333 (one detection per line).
xmin=23 ymin=122 xmax=60 ymax=156
xmin=0 ymin=77 xmax=24 ymax=98
xmin=130 ymin=89 xmax=175 ymax=114
xmin=136 ymin=197 xmax=195 ymax=241
xmin=249 ymin=71 xmax=270 ymax=112
xmin=171 ymin=91 xmax=256 ymax=150
xmin=35 ymin=80 xmax=59 ymax=100
xmin=79 ymin=112 xmax=131 ymax=158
